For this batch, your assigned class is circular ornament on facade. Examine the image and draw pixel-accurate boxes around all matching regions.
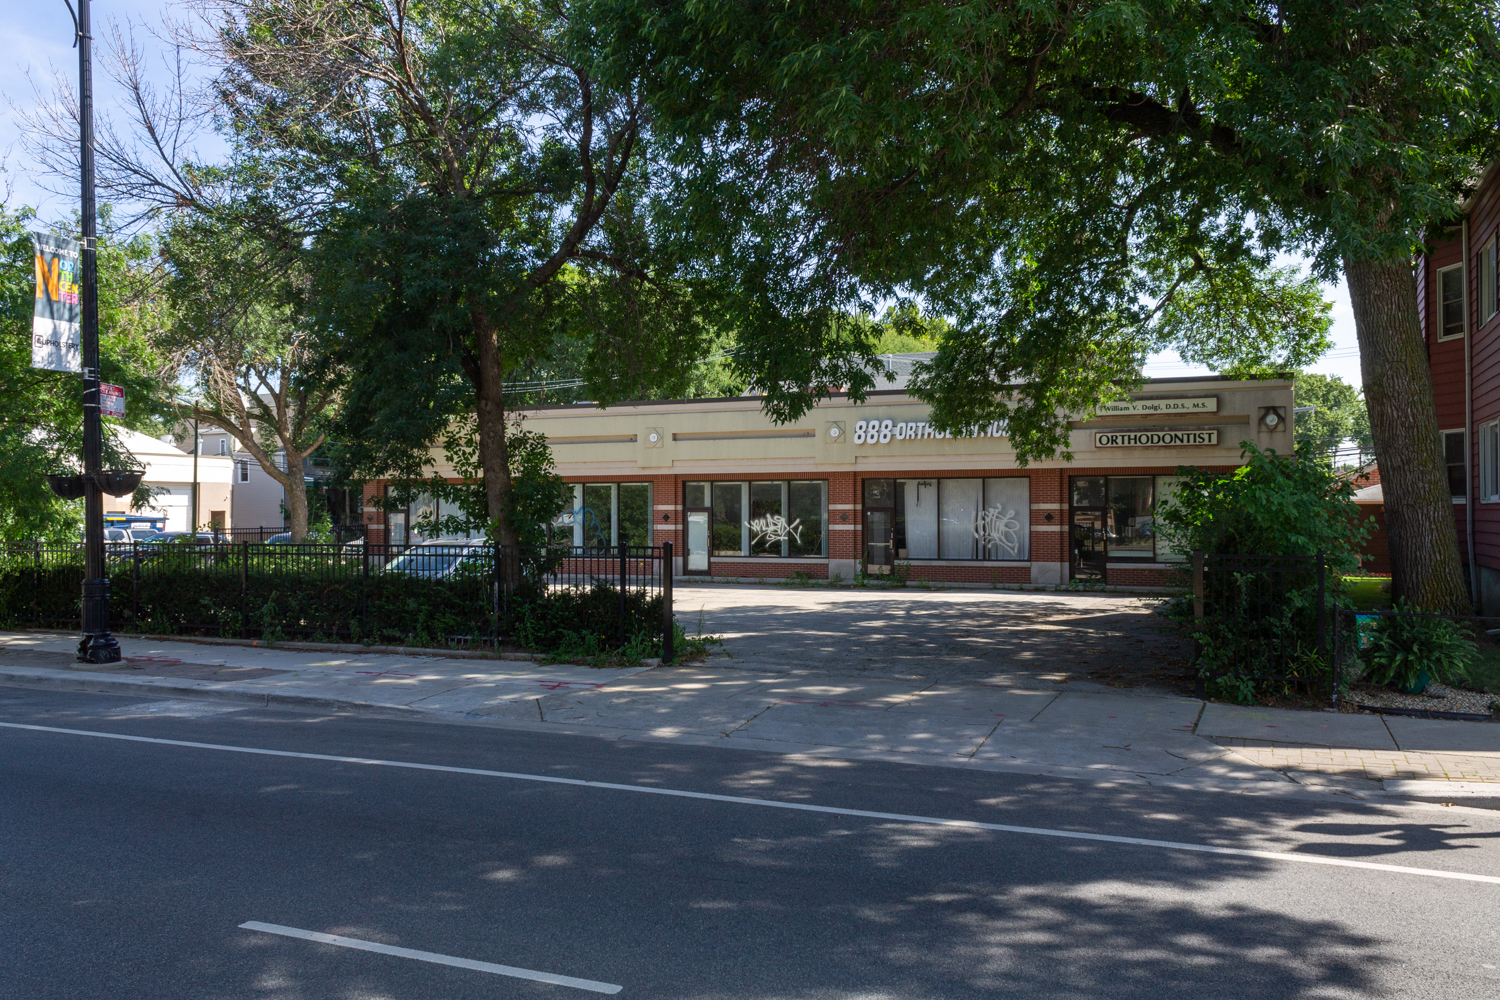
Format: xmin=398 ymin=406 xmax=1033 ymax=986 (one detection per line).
xmin=648 ymin=431 xmax=660 ymax=443
xmin=829 ymin=426 xmax=841 ymax=438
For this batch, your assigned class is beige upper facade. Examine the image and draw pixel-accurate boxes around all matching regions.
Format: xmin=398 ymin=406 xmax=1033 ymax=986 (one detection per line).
xmin=443 ymin=376 xmax=1295 ymax=477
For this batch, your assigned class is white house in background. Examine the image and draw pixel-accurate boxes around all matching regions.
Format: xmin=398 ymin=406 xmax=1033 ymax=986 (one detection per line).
xmin=230 ymin=445 xmax=288 ymax=530
xmin=103 ymin=426 xmax=234 ymax=532
xmin=165 ymin=423 xmax=288 ymax=531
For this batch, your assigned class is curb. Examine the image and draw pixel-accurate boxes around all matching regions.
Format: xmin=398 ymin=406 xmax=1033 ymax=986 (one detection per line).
xmin=0 ymin=666 xmax=424 ymax=716
xmin=1382 ymin=779 xmax=1500 ymax=798
xmin=11 ymin=629 xmax=664 ymax=668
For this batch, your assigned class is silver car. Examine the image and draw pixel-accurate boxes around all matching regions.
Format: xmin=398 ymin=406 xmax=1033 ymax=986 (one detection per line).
xmin=382 ymin=540 xmax=489 ymax=580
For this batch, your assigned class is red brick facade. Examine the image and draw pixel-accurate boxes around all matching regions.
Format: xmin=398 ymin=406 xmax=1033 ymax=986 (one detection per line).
xmin=358 ymin=464 xmax=1249 ymax=588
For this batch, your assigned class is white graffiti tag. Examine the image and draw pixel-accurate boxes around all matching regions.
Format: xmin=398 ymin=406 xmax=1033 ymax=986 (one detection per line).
xmin=973 ymin=505 xmax=1023 ymax=557
xmin=747 ymin=514 xmax=803 ymax=546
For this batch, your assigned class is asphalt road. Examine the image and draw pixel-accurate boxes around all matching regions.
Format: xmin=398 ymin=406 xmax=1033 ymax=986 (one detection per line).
xmin=2 ymin=686 xmax=1499 ymax=999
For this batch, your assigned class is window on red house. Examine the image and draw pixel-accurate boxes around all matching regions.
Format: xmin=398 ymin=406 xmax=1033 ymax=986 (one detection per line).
xmin=1439 ymin=265 xmax=1465 ymax=339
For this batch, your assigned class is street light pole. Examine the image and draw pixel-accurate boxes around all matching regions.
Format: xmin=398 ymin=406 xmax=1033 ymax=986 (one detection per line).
xmin=75 ymin=0 xmax=120 ymax=664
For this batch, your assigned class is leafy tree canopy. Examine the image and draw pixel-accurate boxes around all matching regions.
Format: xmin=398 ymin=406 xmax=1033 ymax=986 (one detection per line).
xmin=0 ymin=206 xmax=172 ymax=541
xmin=1293 ymin=372 xmax=1373 ymax=466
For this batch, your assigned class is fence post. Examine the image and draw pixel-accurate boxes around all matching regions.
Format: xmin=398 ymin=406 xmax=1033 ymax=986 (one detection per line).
xmin=1316 ymin=550 xmax=1330 ymax=705
xmin=239 ymin=541 xmax=249 ymax=639
xmin=498 ymin=539 xmax=510 ymax=650
xmin=131 ymin=541 xmax=139 ymax=629
xmin=32 ymin=539 xmax=40 ymax=626
xmin=662 ymin=541 xmax=674 ymax=663
xmin=361 ymin=538 xmax=370 ymax=641
xmin=618 ymin=540 xmax=628 ymax=647
xmin=1192 ymin=549 xmax=1205 ymax=700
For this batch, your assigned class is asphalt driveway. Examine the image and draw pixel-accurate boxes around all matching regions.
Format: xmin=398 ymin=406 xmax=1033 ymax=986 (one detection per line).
xmin=675 ymin=585 xmax=1195 ymax=689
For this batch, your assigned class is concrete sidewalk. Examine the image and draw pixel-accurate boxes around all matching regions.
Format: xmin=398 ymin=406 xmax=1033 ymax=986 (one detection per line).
xmin=4 ymin=630 xmax=1499 ymax=798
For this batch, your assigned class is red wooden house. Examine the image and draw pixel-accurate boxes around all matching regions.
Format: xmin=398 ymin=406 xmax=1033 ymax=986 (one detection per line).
xmin=1417 ymin=159 xmax=1500 ymax=612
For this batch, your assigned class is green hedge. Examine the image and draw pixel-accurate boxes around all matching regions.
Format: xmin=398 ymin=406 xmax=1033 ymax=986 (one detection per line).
xmin=0 ymin=549 xmax=665 ymax=654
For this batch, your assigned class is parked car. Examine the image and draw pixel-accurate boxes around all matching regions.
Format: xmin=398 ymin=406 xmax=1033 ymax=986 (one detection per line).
xmin=382 ymin=540 xmax=489 ymax=580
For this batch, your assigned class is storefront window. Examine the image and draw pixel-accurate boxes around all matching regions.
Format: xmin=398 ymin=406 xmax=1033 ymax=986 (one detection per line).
xmin=1070 ymin=475 xmax=1179 ymax=576
xmin=556 ymin=483 xmax=654 ymax=549
xmin=890 ymin=477 xmax=1030 ymax=561
xmin=712 ymin=482 xmax=744 ymax=555
xmin=788 ymin=481 xmax=826 ymax=557
xmin=582 ymin=484 xmax=614 ymax=549
xmin=980 ymin=478 xmax=1030 ymax=560
xmin=618 ymin=483 xmax=651 ymax=547
xmin=1153 ymin=476 xmax=1187 ymax=562
xmin=749 ymin=482 xmax=784 ymax=556
xmin=692 ymin=480 xmax=828 ymax=559
xmin=411 ymin=492 xmax=439 ymax=540
xmin=939 ymin=478 xmax=982 ymax=559
xmin=900 ymin=480 xmax=939 ymax=558
xmin=1107 ymin=477 xmax=1155 ymax=559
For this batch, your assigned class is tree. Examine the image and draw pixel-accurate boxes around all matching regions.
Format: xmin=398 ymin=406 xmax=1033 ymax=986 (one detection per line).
xmin=153 ymin=217 xmax=345 ymax=541
xmin=198 ymin=0 xmax=769 ymax=549
xmin=0 ymin=206 xmax=171 ymax=540
xmin=606 ymin=0 xmax=1498 ymax=610
xmin=1293 ymin=373 xmax=1373 ymax=467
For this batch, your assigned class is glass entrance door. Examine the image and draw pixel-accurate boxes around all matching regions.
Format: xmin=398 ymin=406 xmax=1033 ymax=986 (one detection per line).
xmin=1070 ymin=509 xmax=1105 ymax=580
xmin=1070 ymin=476 xmax=1107 ymax=581
xmin=864 ymin=510 xmax=894 ymax=573
xmin=686 ymin=511 xmax=710 ymax=573
xmin=863 ymin=478 xmax=896 ymax=575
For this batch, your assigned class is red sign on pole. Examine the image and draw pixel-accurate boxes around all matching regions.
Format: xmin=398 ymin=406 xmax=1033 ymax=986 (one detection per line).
xmin=100 ymin=383 xmax=125 ymax=418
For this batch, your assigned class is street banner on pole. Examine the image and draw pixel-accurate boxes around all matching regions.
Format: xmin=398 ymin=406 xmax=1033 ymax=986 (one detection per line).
xmin=100 ymin=383 xmax=125 ymax=418
xmin=31 ymin=232 xmax=83 ymax=372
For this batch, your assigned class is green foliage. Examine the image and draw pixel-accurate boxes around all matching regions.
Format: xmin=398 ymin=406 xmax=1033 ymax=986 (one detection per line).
xmin=0 ymin=544 xmax=667 ymax=656
xmin=1155 ymin=441 xmax=1372 ymax=702
xmin=1294 ymin=373 xmax=1373 ymax=464
xmin=600 ymin=0 xmax=1500 ymax=468
xmin=1155 ymin=441 xmax=1372 ymax=576
xmin=1156 ymin=263 xmax=1332 ymax=378
xmin=384 ymin=416 xmax=570 ymax=545
xmin=1192 ymin=578 xmax=1329 ymax=703
xmin=0 ymin=207 xmax=172 ymax=541
xmin=1360 ymin=603 xmax=1475 ymax=692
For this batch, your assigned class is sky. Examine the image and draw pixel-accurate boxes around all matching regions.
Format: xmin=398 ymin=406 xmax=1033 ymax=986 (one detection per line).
xmin=3 ymin=1 xmax=1365 ymax=389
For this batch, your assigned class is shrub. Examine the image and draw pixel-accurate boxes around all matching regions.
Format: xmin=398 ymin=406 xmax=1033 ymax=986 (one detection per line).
xmin=1155 ymin=442 xmax=1372 ymax=703
xmin=1156 ymin=441 xmax=1371 ymax=572
xmin=1360 ymin=602 xmax=1474 ymax=691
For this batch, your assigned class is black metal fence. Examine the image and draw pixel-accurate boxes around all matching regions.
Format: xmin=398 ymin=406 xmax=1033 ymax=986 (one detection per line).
xmin=1192 ymin=550 xmax=1329 ymax=701
xmin=0 ymin=540 xmax=674 ymax=660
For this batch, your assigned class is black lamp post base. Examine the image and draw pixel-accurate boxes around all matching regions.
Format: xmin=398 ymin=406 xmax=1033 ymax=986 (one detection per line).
xmin=77 ymin=632 xmax=122 ymax=664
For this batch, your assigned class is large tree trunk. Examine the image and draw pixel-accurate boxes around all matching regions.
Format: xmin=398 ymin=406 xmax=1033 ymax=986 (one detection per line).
xmin=1345 ymin=256 xmax=1470 ymax=613
xmin=473 ymin=306 xmax=518 ymax=550
xmin=283 ymin=473 xmax=310 ymax=542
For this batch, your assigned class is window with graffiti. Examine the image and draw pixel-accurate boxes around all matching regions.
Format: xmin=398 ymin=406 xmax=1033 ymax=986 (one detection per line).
xmin=553 ymin=483 xmax=653 ymax=549
xmin=684 ymin=480 xmax=827 ymax=558
xmin=883 ymin=477 xmax=1030 ymax=560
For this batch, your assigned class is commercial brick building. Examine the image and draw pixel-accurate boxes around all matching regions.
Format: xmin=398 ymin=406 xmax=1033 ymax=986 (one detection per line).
xmin=362 ymin=375 xmax=1294 ymax=588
